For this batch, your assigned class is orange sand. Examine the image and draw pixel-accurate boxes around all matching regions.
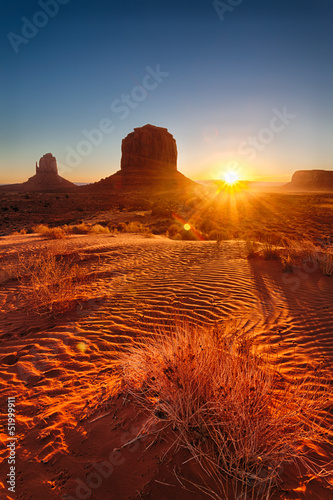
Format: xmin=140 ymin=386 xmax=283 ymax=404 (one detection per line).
xmin=0 ymin=233 xmax=333 ymax=499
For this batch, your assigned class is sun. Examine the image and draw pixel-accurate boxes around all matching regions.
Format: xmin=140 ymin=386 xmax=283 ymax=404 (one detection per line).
xmin=224 ymin=170 xmax=239 ymax=186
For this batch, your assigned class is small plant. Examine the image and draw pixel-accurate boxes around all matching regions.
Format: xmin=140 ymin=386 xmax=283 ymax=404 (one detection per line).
xmin=125 ymin=221 xmax=151 ymax=234
xmin=18 ymin=245 xmax=86 ymax=313
xmin=69 ymin=223 xmax=90 ymax=234
xmin=33 ymin=224 xmax=67 ymax=239
xmin=118 ymin=321 xmax=333 ymax=499
xmin=90 ymin=224 xmax=110 ymax=234
xmin=319 ymin=253 xmax=333 ymax=276
xmin=262 ymin=241 xmax=280 ymax=260
xmin=281 ymin=254 xmax=293 ymax=272
xmin=245 ymin=239 xmax=258 ymax=258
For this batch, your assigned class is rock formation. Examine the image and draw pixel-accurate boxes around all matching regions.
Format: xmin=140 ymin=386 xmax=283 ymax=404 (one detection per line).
xmin=22 ymin=153 xmax=76 ymax=191
xmin=121 ymin=124 xmax=177 ymax=175
xmin=282 ymin=170 xmax=333 ymax=191
xmin=85 ymin=124 xmax=197 ymax=192
xmin=36 ymin=153 xmax=58 ymax=174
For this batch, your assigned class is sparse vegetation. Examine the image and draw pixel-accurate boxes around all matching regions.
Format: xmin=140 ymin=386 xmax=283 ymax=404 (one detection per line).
xmin=118 ymin=321 xmax=333 ymax=499
xmin=281 ymin=253 xmax=293 ymax=272
xmin=17 ymin=244 xmax=87 ymax=313
xmin=319 ymin=253 xmax=333 ymax=276
xmin=261 ymin=241 xmax=280 ymax=260
xmin=125 ymin=221 xmax=152 ymax=234
xmin=245 ymin=239 xmax=259 ymax=258
xmin=32 ymin=224 xmax=67 ymax=239
xmin=89 ymin=224 xmax=110 ymax=234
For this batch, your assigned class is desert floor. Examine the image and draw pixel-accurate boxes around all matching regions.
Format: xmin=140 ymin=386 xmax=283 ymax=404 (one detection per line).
xmin=1 ymin=232 xmax=333 ymax=499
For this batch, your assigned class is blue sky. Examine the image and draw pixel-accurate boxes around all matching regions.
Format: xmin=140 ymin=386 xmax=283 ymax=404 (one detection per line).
xmin=1 ymin=0 xmax=333 ymax=183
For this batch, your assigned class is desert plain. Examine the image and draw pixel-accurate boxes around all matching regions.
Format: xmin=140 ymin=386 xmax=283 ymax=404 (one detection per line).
xmin=1 ymin=186 xmax=333 ymax=500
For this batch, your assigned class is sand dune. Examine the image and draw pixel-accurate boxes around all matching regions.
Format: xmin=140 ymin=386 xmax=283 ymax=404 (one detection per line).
xmin=1 ymin=233 xmax=333 ymax=499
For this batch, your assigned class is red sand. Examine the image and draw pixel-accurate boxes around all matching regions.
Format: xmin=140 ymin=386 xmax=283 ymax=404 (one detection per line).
xmin=1 ymin=233 xmax=333 ymax=499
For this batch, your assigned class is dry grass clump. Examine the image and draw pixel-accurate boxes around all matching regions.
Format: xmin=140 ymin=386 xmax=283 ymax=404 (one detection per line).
xmin=261 ymin=241 xmax=280 ymax=260
xmin=18 ymin=244 xmax=87 ymax=313
xmin=281 ymin=254 xmax=294 ymax=272
xmin=124 ymin=221 xmax=152 ymax=235
xmin=118 ymin=321 xmax=333 ymax=499
xmin=33 ymin=222 xmax=112 ymax=237
xmin=69 ymin=223 xmax=91 ymax=234
xmin=89 ymin=224 xmax=110 ymax=234
xmin=245 ymin=239 xmax=259 ymax=258
xmin=208 ymin=229 xmax=230 ymax=243
xmin=318 ymin=253 xmax=333 ymax=276
xmin=280 ymin=241 xmax=333 ymax=277
xmin=33 ymin=224 xmax=67 ymax=239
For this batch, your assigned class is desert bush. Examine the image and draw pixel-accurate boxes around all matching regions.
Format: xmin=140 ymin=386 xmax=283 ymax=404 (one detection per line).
xmin=166 ymin=223 xmax=182 ymax=238
xmin=90 ymin=224 xmax=110 ymax=234
xmin=261 ymin=242 xmax=280 ymax=260
xmin=149 ymin=219 xmax=171 ymax=235
xmin=281 ymin=254 xmax=294 ymax=272
xmin=69 ymin=223 xmax=90 ymax=234
xmin=125 ymin=221 xmax=151 ymax=234
xmin=107 ymin=223 xmax=119 ymax=234
xmin=117 ymin=222 xmax=128 ymax=232
xmin=18 ymin=245 xmax=86 ymax=313
xmin=33 ymin=224 xmax=67 ymax=239
xmin=118 ymin=321 xmax=333 ymax=499
xmin=208 ymin=229 xmax=230 ymax=242
xmin=245 ymin=239 xmax=259 ymax=258
xmin=319 ymin=253 xmax=333 ymax=276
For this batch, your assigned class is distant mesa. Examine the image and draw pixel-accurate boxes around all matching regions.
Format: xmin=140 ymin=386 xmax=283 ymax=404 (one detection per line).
xmin=85 ymin=124 xmax=197 ymax=192
xmin=0 ymin=153 xmax=76 ymax=192
xmin=22 ymin=153 xmax=76 ymax=191
xmin=282 ymin=169 xmax=333 ymax=191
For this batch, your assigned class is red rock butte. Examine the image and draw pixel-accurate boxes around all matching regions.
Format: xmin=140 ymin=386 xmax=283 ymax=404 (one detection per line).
xmin=282 ymin=169 xmax=333 ymax=191
xmin=121 ymin=124 xmax=178 ymax=174
xmin=22 ymin=153 xmax=76 ymax=191
xmin=87 ymin=124 xmax=197 ymax=192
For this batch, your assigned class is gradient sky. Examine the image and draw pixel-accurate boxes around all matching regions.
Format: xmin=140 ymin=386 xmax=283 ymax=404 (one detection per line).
xmin=1 ymin=0 xmax=333 ymax=184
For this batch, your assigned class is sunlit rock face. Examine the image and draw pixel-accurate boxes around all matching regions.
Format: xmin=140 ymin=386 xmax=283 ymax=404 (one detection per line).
xmin=121 ymin=124 xmax=178 ymax=176
xmin=23 ymin=153 xmax=75 ymax=191
xmin=291 ymin=170 xmax=333 ymax=190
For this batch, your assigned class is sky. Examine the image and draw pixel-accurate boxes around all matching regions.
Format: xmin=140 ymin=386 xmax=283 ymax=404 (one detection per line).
xmin=1 ymin=0 xmax=333 ymax=184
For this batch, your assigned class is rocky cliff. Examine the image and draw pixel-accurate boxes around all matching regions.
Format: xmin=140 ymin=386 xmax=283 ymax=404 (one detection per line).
xmin=282 ymin=170 xmax=333 ymax=191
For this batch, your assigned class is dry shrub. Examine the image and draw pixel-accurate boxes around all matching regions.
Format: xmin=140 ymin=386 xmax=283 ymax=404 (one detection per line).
xmin=90 ymin=224 xmax=110 ymax=234
xmin=167 ymin=223 xmax=182 ymax=239
xmin=33 ymin=224 xmax=66 ymax=239
xmin=208 ymin=229 xmax=230 ymax=242
xmin=319 ymin=253 xmax=333 ymax=277
xmin=125 ymin=221 xmax=151 ymax=234
xmin=69 ymin=223 xmax=90 ymax=234
xmin=261 ymin=242 xmax=280 ymax=260
xmin=245 ymin=239 xmax=259 ymax=258
xmin=281 ymin=254 xmax=293 ymax=272
xmin=282 ymin=241 xmax=333 ymax=277
xmin=18 ymin=244 xmax=86 ymax=313
xmin=118 ymin=321 xmax=333 ymax=499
